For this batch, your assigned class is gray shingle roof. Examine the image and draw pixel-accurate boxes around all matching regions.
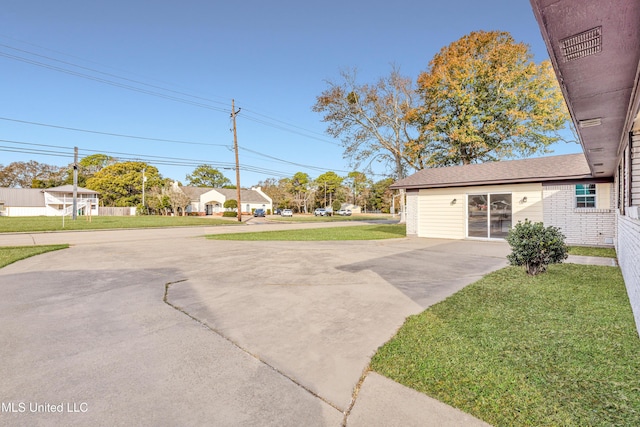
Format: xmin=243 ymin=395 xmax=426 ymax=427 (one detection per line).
xmin=391 ymin=154 xmax=593 ymax=190
xmin=0 ymin=186 xmax=99 ymax=207
xmin=180 ymin=186 xmax=212 ymax=201
xmin=46 ymin=185 xmax=99 ymax=194
xmin=179 ymin=187 xmax=270 ymax=204
xmin=0 ymin=188 xmax=45 ymax=207
xmin=215 ymin=188 xmax=270 ymax=204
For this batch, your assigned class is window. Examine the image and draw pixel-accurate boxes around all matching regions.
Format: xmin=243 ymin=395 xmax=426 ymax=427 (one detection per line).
xmin=576 ymin=184 xmax=596 ymax=208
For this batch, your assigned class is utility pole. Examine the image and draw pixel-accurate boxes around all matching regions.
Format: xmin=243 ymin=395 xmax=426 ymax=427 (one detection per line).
xmin=142 ymin=168 xmax=146 ymax=209
xmin=72 ymin=146 xmax=78 ymax=220
xmin=231 ymin=99 xmax=242 ymax=222
xmin=324 ymin=181 xmax=327 ymax=207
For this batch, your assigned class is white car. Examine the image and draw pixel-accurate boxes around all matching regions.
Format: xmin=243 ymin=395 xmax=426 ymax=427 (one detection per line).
xmin=336 ymin=209 xmax=352 ymax=216
xmin=281 ymin=209 xmax=293 ymax=217
xmin=314 ymin=208 xmax=331 ymax=216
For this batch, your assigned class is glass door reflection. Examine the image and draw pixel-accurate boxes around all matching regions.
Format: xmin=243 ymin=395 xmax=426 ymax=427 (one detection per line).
xmin=489 ymin=194 xmax=512 ymax=239
xmin=467 ymin=194 xmax=488 ymax=238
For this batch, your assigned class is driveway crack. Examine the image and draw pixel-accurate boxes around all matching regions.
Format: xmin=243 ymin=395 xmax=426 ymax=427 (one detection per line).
xmin=342 ymin=367 xmax=369 ymax=426
xmin=162 ymin=279 xmax=345 ymax=415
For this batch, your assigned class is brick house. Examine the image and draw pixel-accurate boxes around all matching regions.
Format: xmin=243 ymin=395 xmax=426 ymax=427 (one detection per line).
xmin=178 ymin=185 xmax=273 ymax=215
xmin=393 ymin=0 xmax=640 ymax=335
xmin=531 ymin=0 xmax=640 ymax=335
xmin=392 ymin=153 xmax=615 ymax=246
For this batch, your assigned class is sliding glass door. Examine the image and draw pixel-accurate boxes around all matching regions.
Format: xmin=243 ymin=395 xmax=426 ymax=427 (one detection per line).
xmin=489 ymin=194 xmax=512 ymax=238
xmin=467 ymin=194 xmax=488 ymax=238
xmin=467 ymin=193 xmax=512 ymax=239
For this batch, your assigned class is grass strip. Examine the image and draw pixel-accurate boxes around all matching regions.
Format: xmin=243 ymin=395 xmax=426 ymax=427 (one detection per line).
xmin=0 ymin=216 xmax=237 ymax=233
xmin=568 ymin=246 xmax=617 ymax=258
xmin=371 ymin=264 xmax=639 ymax=427
xmin=268 ymin=214 xmax=393 ymax=223
xmin=207 ymin=224 xmax=406 ymax=241
xmin=0 ymin=244 xmax=70 ymax=268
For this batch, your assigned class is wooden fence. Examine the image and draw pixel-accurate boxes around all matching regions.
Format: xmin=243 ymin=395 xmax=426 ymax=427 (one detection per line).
xmin=98 ymin=207 xmax=135 ymax=216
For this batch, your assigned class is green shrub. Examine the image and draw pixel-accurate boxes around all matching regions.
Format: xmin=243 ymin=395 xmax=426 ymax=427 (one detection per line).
xmin=223 ymin=199 xmax=237 ymax=209
xmin=222 ymin=211 xmax=237 ymax=218
xmin=506 ymin=219 xmax=568 ymax=276
xmin=136 ymin=203 xmax=148 ymax=216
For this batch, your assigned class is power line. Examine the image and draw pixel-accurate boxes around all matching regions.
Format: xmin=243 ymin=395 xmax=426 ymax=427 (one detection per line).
xmin=0 ymin=40 xmax=340 ymax=146
xmin=241 ymin=112 xmax=340 ymax=146
xmin=1 ymin=116 xmax=359 ymax=176
xmin=0 ymin=42 xmax=231 ymax=109
xmin=0 ymin=50 xmax=230 ymax=113
xmin=0 ymin=116 xmax=230 ymax=148
xmin=0 ymin=140 xmax=294 ymax=178
xmin=240 ymin=147 xmax=342 ymax=173
xmin=0 ymin=33 xmax=222 ymax=102
xmin=0 ymin=146 xmax=72 ymax=159
xmin=0 ymin=38 xmax=368 ymax=178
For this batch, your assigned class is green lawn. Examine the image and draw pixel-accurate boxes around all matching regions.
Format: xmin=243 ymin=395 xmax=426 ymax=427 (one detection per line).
xmin=0 ymin=216 xmax=237 ymax=233
xmin=371 ymin=264 xmax=639 ymax=427
xmin=267 ymin=213 xmax=394 ymax=222
xmin=0 ymin=244 xmax=69 ymax=268
xmin=207 ymin=224 xmax=406 ymax=240
xmin=568 ymin=245 xmax=617 ymax=258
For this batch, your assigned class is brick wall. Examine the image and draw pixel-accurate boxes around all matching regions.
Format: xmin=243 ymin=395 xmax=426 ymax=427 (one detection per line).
xmin=617 ymin=215 xmax=640 ymax=337
xmin=406 ymin=190 xmax=418 ymax=236
xmin=633 ymin=132 xmax=640 ymax=206
xmin=543 ymin=184 xmax=616 ymax=246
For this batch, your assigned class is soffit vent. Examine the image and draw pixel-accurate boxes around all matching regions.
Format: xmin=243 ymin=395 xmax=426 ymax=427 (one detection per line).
xmin=560 ymin=27 xmax=602 ymax=62
xmin=579 ymin=118 xmax=602 ymax=128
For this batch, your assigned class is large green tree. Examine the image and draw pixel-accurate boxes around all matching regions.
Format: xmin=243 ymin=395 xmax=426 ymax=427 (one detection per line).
xmin=256 ymin=177 xmax=289 ymax=211
xmin=0 ymin=160 xmax=65 ymax=188
xmin=313 ymin=66 xmax=418 ymax=180
xmin=86 ymin=161 xmax=162 ymax=206
xmin=409 ymin=30 xmax=569 ymax=166
xmin=368 ymin=177 xmax=394 ymax=213
xmin=344 ymin=171 xmax=370 ymax=207
xmin=145 ymin=186 xmax=171 ymax=216
xmin=63 ymin=154 xmax=117 ymax=187
xmin=314 ymin=171 xmax=344 ymax=208
xmin=285 ymin=172 xmax=312 ymax=213
xmin=185 ymin=164 xmax=232 ymax=188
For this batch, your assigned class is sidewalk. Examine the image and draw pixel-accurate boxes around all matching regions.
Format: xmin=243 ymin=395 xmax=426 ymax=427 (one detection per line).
xmin=348 ymin=373 xmax=491 ymax=426
xmin=566 ymin=254 xmax=618 ymax=267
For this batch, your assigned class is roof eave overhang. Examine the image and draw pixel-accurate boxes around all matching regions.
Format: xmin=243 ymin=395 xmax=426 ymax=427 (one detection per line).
xmin=390 ymin=174 xmax=599 ymax=191
xmin=529 ymin=0 xmax=640 ymax=177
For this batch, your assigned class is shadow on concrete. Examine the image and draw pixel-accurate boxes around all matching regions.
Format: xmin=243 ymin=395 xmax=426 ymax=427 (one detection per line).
xmin=1 ymin=268 xmax=339 ymax=426
xmin=336 ymin=241 xmax=508 ymax=309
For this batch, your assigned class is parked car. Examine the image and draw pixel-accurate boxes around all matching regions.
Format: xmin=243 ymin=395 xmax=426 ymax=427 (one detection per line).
xmin=273 ymin=208 xmax=282 ymax=215
xmin=253 ymin=208 xmax=266 ymax=217
xmin=314 ymin=208 xmax=332 ymax=216
xmin=281 ymin=209 xmax=293 ymax=217
xmin=336 ymin=209 xmax=352 ymax=216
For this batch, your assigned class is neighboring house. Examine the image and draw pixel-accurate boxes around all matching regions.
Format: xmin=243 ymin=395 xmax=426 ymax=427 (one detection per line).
xmin=529 ymin=0 xmax=640 ymax=334
xmin=178 ymin=184 xmax=273 ymax=215
xmin=340 ymin=203 xmax=362 ymax=214
xmin=0 ymin=185 xmax=99 ymax=217
xmin=391 ymin=154 xmax=615 ymax=246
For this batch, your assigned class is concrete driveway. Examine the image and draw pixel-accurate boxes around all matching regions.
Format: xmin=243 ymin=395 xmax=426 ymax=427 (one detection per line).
xmin=0 ymin=224 xmax=507 ymax=426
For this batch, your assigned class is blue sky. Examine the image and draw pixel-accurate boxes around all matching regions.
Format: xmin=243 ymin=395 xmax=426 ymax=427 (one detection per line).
xmin=1 ymin=0 xmax=581 ymax=187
